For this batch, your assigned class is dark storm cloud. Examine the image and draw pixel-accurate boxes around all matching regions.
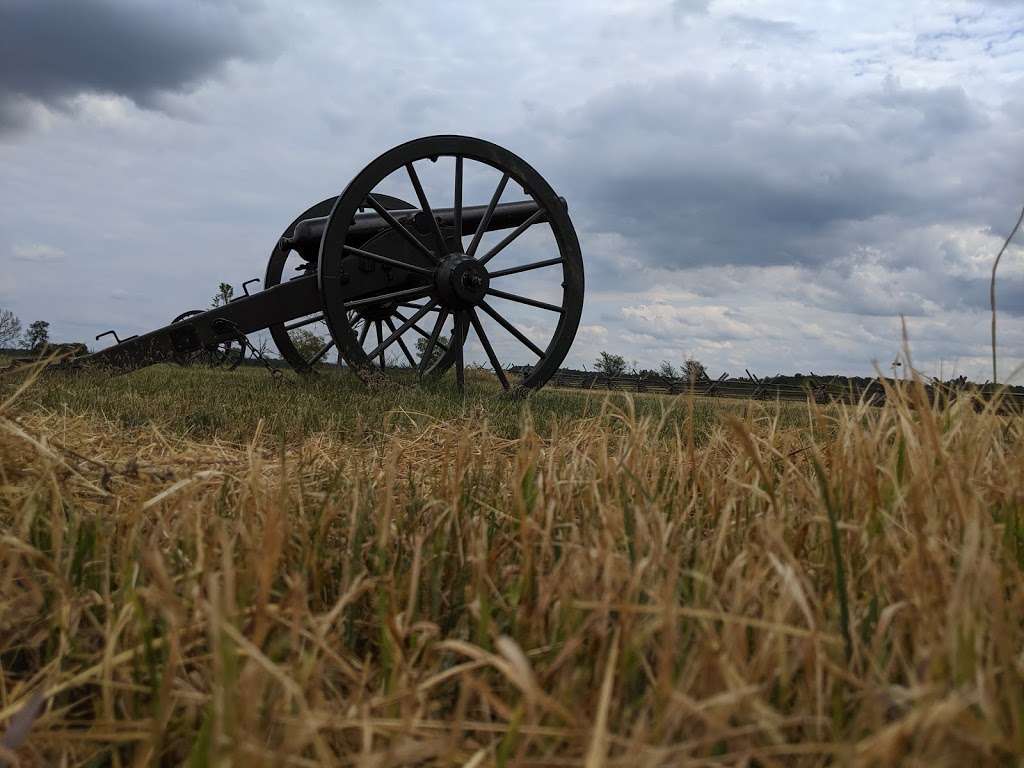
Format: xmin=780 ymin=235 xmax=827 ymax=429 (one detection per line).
xmin=0 ymin=0 xmax=263 ymax=132
xmin=548 ymin=73 xmax=1003 ymax=277
xmin=953 ymin=274 xmax=1024 ymax=315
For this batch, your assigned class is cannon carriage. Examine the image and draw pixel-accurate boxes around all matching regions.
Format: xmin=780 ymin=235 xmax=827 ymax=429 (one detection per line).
xmin=78 ymin=135 xmax=585 ymax=394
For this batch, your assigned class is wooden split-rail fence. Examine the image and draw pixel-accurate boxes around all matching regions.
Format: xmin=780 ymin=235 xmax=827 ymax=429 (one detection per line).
xmin=540 ymin=369 xmax=1024 ymax=411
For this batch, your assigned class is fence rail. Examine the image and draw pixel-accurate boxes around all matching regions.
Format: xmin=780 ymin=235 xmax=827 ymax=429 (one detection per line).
xmin=542 ymin=370 xmax=1024 ymax=411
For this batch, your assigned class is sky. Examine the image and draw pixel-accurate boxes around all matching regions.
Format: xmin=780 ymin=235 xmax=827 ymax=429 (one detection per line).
xmin=1 ymin=0 xmax=1023 ymax=381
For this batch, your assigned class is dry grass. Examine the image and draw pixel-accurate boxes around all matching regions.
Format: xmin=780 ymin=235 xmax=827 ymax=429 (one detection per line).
xmin=1 ymin=364 xmax=1023 ymax=766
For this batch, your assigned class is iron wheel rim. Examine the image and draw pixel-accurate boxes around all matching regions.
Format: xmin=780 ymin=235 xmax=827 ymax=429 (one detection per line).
xmin=318 ymin=135 xmax=584 ymax=394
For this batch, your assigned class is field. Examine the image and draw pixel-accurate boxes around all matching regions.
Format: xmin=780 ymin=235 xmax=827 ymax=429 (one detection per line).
xmin=1 ymin=362 xmax=1023 ymax=766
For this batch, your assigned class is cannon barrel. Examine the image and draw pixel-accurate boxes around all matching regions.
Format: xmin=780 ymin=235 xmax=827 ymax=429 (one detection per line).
xmin=281 ymin=198 xmax=559 ymax=259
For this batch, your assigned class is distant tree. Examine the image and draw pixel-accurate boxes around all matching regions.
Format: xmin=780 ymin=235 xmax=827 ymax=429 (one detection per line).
xmin=658 ymin=360 xmax=678 ymax=379
xmin=22 ymin=320 xmax=50 ymax=350
xmin=211 ymin=282 xmax=234 ymax=308
xmin=291 ymin=328 xmax=327 ymax=362
xmin=682 ymin=357 xmax=706 ymax=382
xmin=594 ymin=351 xmax=627 ymax=376
xmin=415 ymin=335 xmax=446 ymax=369
xmin=0 ymin=308 xmax=21 ymax=347
xmin=254 ymin=334 xmax=274 ymax=359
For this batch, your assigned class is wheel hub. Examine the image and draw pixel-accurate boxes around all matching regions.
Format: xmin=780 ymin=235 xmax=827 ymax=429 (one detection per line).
xmin=436 ymin=254 xmax=489 ymax=308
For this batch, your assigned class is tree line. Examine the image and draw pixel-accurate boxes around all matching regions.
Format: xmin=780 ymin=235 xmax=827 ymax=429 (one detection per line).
xmin=0 ymin=308 xmax=49 ymax=350
xmin=592 ymin=350 xmax=706 ymax=380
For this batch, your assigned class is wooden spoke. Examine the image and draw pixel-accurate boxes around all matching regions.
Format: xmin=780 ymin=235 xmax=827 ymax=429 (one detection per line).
xmin=393 ymin=310 xmax=450 ymax=353
xmin=487 ymin=287 xmax=564 ymax=313
xmin=467 ymin=173 xmax=509 ymax=257
xmin=405 ymin=162 xmax=447 ymax=256
xmin=285 ymin=313 xmax=325 ymax=332
xmin=375 ymin=320 xmax=385 ymax=368
xmin=478 ymin=300 xmax=545 ymax=358
xmin=343 ymin=245 xmax=433 ymax=276
xmin=478 ymin=209 xmax=545 ymax=266
xmin=308 ymin=339 xmax=335 ymax=366
xmin=470 ymin=309 xmax=510 ymax=390
xmin=453 ymin=156 xmax=463 ymax=245
xmin=366 ymin=193 xmax=437 ymax=263
xmin=366 ymin=302 xmax=438 ymax=361
xmin=488 ymin=257 xmax=563 ymax=279
xmin=454 ymin=311 xmax=466 ymax=393
xmin=385 ymin=316 xmax=418 ymax=368
xmin=345 ymin=285 xmax=431 ymax=309
xmin=420 ymin=309 xmax=450 ymax=375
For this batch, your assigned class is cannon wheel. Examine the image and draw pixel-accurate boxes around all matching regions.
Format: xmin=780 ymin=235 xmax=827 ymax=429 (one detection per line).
xmin=171 ymin=310 xmax=244 ymax=369
xmin=318 ymin=135 xmax=584 ymax=394
xmin=264 ymin=195 xmax=458 ymax=376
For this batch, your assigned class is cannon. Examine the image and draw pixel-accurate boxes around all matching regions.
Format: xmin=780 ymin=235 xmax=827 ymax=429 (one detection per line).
xmin=76 ymin=135 xmax=585 ymax=393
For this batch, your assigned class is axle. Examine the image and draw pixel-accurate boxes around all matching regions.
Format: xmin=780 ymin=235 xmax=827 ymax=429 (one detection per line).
xmin=281 ymin=199 xmax=557 ymax=261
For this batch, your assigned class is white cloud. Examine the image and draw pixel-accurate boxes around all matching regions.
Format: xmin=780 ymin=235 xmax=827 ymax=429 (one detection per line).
xmin=12 ymin=243 xmax=65 ymax=262
xmin=622 ymin=302 xmax=756 ymax=341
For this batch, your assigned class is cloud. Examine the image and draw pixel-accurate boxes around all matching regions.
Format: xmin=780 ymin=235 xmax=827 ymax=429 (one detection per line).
xmin=0 ymin=0 xmax=266 ymax=133
xmin=622 ymin=301 xmax=758 ymax=344
xmin=549 ymin=72 xmax=1008 ymax=281
xmin=672 ymin=0 xmax=711 ymax=20
xmin=724 ymin=14 xmax=814 ymax=44
xmin=12 ymin=243 xmax=65 ymax=262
